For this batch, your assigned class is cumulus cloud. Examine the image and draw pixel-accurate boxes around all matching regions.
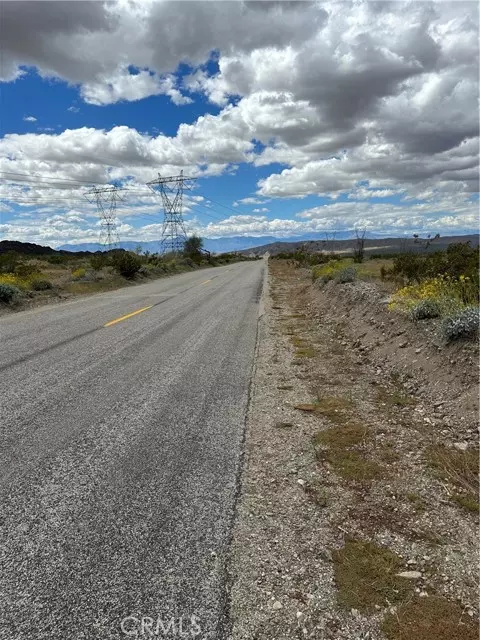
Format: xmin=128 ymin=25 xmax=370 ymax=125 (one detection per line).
xmin=1 ymin=0 xmax=478 ymax=240
xmin=23 ymin=115 xmax=37 ymax=122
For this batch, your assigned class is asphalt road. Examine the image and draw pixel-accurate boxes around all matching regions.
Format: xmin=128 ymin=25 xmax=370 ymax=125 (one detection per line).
xmin=0 ymin=260 xmax=264 ymax=640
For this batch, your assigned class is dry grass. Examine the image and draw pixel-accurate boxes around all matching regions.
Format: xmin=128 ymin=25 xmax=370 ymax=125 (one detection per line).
xmin=314 ymin=423 xmax=382 ymax=483
xmin=381 ymin=596 xmax=478 ymax=640
xmin=332 ymin=539 xmax=413 ymax=612
xmin=296 ymin=346 xmax=315 ymax=358
xmin=328 ymin=450 xmax=383 ymax=482
xmin=314 ymin=423 xmax=369 ymax=449
xmin=377 ymin=387 xmax=415 ymax=408
xmin=405 ymin=492 xmax=428 ymax=512
xmin=275 ymin=421 xmax=294 ymax=429
xmin=427 ymin=445 xmax=479 ymax=514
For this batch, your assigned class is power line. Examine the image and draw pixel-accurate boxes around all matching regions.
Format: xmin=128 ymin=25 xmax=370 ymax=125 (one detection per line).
xmin=84 ymin=186 xmax=123 ymax=250
xmin=197 ymin=189 xmax=248 ymax=216
xmin=146 ymin=171 xmax=196 ymax=254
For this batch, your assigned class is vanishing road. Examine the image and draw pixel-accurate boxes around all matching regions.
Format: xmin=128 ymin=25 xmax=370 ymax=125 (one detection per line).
xmin=0 ymin=260 xmax=264 ymax=640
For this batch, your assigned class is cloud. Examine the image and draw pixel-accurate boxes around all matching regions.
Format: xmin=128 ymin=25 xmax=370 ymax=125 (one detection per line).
xmin=233 ymin=196 xmax=269 ymax=207
xmin=80 ymin=69 xmax=193 ymax=106
xmin=23 ymin=116 xmax=37 ymax=122
xmin=0 ymin=0 xmax=478 ymax=236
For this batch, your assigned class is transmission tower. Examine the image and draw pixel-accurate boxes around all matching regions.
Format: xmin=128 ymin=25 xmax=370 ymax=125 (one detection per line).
xmin=146 ymin=170 xmax=195 ymax=253
xmin=85 ymin=185 xmax=123 ymax=250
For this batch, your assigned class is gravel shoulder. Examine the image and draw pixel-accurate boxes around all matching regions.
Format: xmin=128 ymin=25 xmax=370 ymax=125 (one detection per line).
xmin=229 ymin=260 xmax=478 ymax=640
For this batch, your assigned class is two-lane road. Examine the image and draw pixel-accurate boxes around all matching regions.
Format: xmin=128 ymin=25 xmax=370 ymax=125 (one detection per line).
xmin=0 ymin=260 xmax=264 ymax=640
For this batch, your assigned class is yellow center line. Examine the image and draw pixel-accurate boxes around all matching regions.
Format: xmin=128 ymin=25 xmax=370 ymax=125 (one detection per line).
xmin=200 ymin=279 xmax=211 ymax=285
xmin=104 ymin=305 xmax=153 ymax=327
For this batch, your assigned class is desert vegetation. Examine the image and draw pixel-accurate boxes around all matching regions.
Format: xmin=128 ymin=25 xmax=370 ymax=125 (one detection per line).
xmin=277 ymin=241 xmax=479 ymax=344
xmin=0 ymin=239 xmax=258 ymax=311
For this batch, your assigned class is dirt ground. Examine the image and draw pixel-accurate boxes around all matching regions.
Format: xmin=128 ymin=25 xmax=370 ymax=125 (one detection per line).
xmin=228 ymin=260 xmax=478 ymax=640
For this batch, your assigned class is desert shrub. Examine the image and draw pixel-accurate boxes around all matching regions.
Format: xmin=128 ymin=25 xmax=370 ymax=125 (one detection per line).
xmin=0 ymin=251 xmax=20 ymax=273
xmin=440 ymin=307 xmax=479 ymax=343
xmin=391 ymin=243 xmax=479 ymax=285
xmin=71 ymin=267 xmax=86 ymax=280
xmin=336 ymin=266 xmax=357 ymax=283
xmin=392 ymin=253 xmax=425 ymax=283
xmin=389 ymin=276 xmax=478 ymax=317
xmin=312 ymin=259 xmax=351 ymax=283
xmin=47 ymin=254 xmax=68 ymax=265
xmin=90 ymin=253 xmax=109 ymax=271
xmin=410 ymin=299 xmax=441 ymax=320
xmin=15 ymin=262 xmax=40 ymax=277
xmin=183 ymin=235 xmax=204 ymax=262
xmin=30 ymin=278 xmax=53 ymax=291
xmin=0 ymin=283 xmax=21 ymax=303
xmin=181 ymin=257 xmax=195 ymax=268
xmin=111 ymin=251 xmax=141 ymax=278
xmin=137 ymin=265 xmax=150 ymax=277
xmin=0 ymin=273 xmax=29 ymax=290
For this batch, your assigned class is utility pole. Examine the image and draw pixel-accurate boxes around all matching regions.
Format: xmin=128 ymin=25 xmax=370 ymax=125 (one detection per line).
xmin=146 ymin=170 xmax=195 ymax=254
xmin=85 ymin=185 xmax=123 ymax=250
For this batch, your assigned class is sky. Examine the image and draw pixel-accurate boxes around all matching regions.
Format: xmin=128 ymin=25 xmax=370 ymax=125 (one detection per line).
xmin=0 ymin=0 xmax=478 ymax=249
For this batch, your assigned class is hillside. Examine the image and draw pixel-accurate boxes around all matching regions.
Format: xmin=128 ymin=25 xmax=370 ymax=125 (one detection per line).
xmin=238 ymin=234 xmax=480 ymax=256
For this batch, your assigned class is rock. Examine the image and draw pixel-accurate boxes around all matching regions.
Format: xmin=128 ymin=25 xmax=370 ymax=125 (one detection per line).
xmin=272 ymin=600 xmax=283 ymax=610
xmin=453 ymin=442 xmax=468 ymax=452
xmin=415 ymin=348 xmax=422 ymax=353
xmin=397 ymin=571 xmax=422 ymax=579
xmin=297 ymin=479 xmax=306 ymax=486
xmin=399 ymin=341 xmax=408 ymax=348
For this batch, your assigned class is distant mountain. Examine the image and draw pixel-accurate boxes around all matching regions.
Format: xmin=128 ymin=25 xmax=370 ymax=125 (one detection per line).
xmin=58 ymin=237 xmax=279 ymax=254
xmin=0 ymin=240 xmax=58 ymax=255
xmin=58 ymin=232 xmax=356 ymax=255
xmin=237 ymin=233 xmax=480 ymax=256
xmin=3 ymin=232 xmax=478 ymax=258
xmin=0 ymin=240 xmax=100 ymax=257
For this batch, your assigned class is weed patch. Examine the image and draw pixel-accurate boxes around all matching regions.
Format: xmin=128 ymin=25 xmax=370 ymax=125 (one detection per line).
xmin=275 ymin=422 xmax=294 ymax=429
xmin=377 ymin=387 xmax=415 ymax=408
xmin=332 ymin=539 xmax=412 ymax=612
xmin=314 ymin=423 xmax=369 ymax=449
xmin=427 ymin=445 xmax=479 ymax=514
xmin=328 ymin=450 xmax=382 ymax=482
xmin=381 ymin=596 xmax=478 ymax=640
xmin=303 ymin=481 xmax=328 ymax=507
xmin=296 ymin=347 xmax=315 ymax=358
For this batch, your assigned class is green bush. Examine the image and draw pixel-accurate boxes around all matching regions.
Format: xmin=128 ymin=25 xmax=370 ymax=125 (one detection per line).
xmin=410 ymin=299 xmax=441 ymax=320
xmin=0 ymin=251 xmax=20 ymax=273
xmin=137 ymin=265 xmax=150 ymax=277
xmin=183 ymin=235 xmax=204 ymax=263
xmin=392 ymin=243 xmax=479 ymax=285
xmin=336 ymin=266 xmax=357 ymax=283
xmin=90 ymin=253 xmax=109 ymax=271
xmin=16 ymin=262 xmax=40 ymax=277
xmin=30 ymin=278 xmax=53 ymax=291
xmin=441 ymin=307 xmax=479 ymax=343
xmin=47 ymin=254 xmax=68 ymax=265
xmin=111 ymin=251 xmax=142 ymax=278
xmin=0 ymin=283 xmax=21 ymax=303
xmin=71 ymin=267 xmax=86 ymax=280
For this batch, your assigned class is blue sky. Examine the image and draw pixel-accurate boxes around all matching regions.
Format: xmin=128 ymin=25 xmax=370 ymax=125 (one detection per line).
xmin=0 ymin=1 xmax=478 ymax=249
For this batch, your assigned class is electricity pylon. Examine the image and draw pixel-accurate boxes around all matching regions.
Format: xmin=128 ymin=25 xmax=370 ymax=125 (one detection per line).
xmin=146 ymin=170 xmax=195 ymax=254
xmin=85 ymin=185 xmax=123 ymax=250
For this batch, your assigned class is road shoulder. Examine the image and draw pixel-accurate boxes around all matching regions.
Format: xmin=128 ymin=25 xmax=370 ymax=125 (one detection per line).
xmin=228 ymin=260 xmax=478 ymax=640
